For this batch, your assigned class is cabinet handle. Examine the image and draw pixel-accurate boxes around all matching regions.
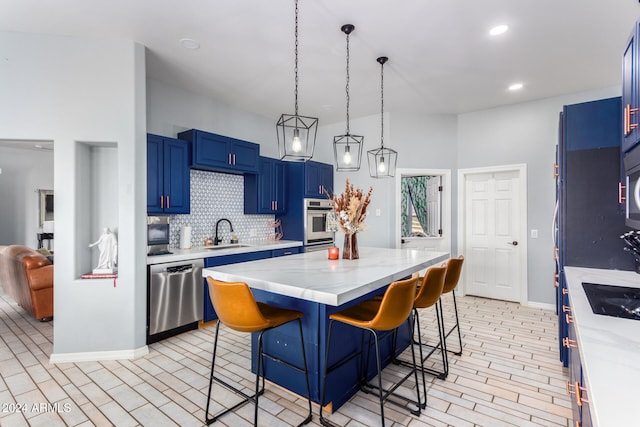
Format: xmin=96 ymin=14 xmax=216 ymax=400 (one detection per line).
xmin=565 ymin=313 xmax=573 ymax=324
xmin=566 ymin=381 xmax=589 ymax=406
xmin=625 ymin=104 xmax=639 ymax=135
xmin=554 ymin=273 xmax=559 ymax=288
xmin=160 ymin=196 xmax=164 ymax=209
xmin=562 ymin=337 xmax=577 ymax=349
xmin=554 ymin=247 xmax=559 ymax=261
xmin=562 ymin=288 xmax=569 ymax=295
xmin=553 ymin=163 xmax=559 ymax=178
xmin=166 ymin=195 xmax=170 ymax=208
xmin=274 ymin=200 xmax=278 ymax=210
xmin=619 ymin=182 xmax=626 ymax=204
xmin=283 ymin=251 xmax=292 ymax=255
xmin=228 ymin=153 xmax=232 ymax=165
xmin=562 ymin=305 xmax=571 ymax=313
xmin=232 ymin=154 xmax=236 ymax=165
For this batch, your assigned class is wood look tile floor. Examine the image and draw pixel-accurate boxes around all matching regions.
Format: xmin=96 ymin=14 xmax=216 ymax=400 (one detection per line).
xmin=0 ymin=288 xmax=572 ymax=426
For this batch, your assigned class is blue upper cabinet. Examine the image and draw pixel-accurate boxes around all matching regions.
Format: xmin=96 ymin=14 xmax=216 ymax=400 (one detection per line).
xmin=622 ymin=21 xmax=639 ymax=153
xmin=302 ymin=161 xmax=334 ymax=198
xmin=178 ymin=129 xmax=259 ymax=174
xmin=147 ymin=134 xmax=191 ymax=214
xmin=244 ymin=156 xmax=287 ymax=214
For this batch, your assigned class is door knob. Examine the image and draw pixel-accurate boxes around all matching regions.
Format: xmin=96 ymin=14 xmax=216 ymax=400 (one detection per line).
xmin=507 ymin=241 xmax=518 ymax=246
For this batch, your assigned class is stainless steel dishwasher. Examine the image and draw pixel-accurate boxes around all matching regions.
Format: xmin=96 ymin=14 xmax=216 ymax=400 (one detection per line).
xmin=148 ymin=259 xmax=204 ymax=343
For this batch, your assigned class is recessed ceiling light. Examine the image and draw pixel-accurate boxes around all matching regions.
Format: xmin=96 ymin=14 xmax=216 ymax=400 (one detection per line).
xmin=180 ymin=38 xmax=200 ymax=50
xmin=489 ymin=24 xmax=509 ymax=36
xmin=508 ymin=82 xmax=524 ymax=91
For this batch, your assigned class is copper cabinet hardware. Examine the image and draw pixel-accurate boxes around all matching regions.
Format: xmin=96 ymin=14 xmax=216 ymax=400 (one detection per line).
xmin=562 ymin=337 xmax=577 ymax=348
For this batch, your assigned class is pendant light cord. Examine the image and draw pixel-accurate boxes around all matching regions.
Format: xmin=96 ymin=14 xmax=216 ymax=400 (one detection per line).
xmin=294 ymin=0 xmax=299 ymax=116
xmin=345 ymin=30 xmax=350 ymax=135
xmin=380 ymin=59 xmax=385 ymax=149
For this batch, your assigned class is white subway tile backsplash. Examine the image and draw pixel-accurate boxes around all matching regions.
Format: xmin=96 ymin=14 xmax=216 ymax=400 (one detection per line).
xmin=168 ymin=170 xmax=274 ymax=248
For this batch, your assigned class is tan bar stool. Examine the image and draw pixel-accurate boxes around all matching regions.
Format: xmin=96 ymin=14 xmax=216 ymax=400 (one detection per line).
xmin=320 ymin=275 xmax=421 ymax=427
xmin=205 ymin=277 xmax=312 ymax=426
xmin=440 ymin=256 xmax=465 ymax=356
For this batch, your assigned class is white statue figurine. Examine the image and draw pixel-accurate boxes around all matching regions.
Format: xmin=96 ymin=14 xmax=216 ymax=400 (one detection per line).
xmin=89 ymin=227 xmax=118 ymax=273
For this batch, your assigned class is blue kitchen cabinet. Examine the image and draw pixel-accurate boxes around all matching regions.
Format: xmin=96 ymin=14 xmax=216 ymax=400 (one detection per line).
xmin=178 ymin=129 xmax=259 ymax=174
xmin=147 ymin=134 xmax=190 ymax=214
xmin=565 ymin=297 xmax=592 ymax=427
xmin=244 ymin=156 xmax=287 ymax=214
xmin=622 ymin=19 xmax=640 ymax=153
xmin=556 ymin=97 xmax=633 ymax=367
xmin=272 ymin=246 xmax=300 ymax=257
xmin=286 ymin=160 xmax=334 ymax=199
xmin=203 ymin=248 xmax=300 ymax=322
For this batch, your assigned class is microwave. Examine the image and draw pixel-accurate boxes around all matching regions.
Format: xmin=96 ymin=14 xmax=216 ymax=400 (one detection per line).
xmin=147 ymin=216 xmax=171 ymax=255
xmin=624 ymin=145 xmax=640 ymax=229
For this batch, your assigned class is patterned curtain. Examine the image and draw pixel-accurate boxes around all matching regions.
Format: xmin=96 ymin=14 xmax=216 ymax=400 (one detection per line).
xmin=401 ymin=176 xmax=430 ymax=236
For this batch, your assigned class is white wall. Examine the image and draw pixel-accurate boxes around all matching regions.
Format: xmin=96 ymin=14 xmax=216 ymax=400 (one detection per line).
xmin=0 ymin=146 xmax=54 ymax=247
xmin=0 ymin=31 xmax=147 ymax=357
xmin=147 ymin=78 xmax=278 ymax=156
xmin=458 ymin=86 xmax=621 ymax=305
xmin=316 ymin=112 xmax=459 ymax=250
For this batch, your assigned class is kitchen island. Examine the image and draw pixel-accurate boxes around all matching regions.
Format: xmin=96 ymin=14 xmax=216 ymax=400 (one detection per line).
xmin=564 ymin=267 xmax=640 ymax=426
xmin=203 ymin=247 xmax=449 ymax=410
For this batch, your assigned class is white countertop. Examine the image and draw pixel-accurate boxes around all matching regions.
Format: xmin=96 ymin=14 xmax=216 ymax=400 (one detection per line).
xmin=146 ymin=240 xmax=302 ymax=265
xmin=564 ymin=267 xmax=640 ymax=427
xmin=203 ymin=247 xmax=449 ymax=306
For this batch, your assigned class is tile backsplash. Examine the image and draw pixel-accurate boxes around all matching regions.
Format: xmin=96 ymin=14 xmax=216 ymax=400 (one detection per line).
xmin=168 ymin=170 xmax=275 ymax=248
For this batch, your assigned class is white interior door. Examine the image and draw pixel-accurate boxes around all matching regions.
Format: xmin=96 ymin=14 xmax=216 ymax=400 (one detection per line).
xmin=461 ymin=167 xmax=526 ymax=302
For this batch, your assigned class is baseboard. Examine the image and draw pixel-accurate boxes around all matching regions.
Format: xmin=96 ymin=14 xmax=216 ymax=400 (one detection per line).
xmin=523 ymin=301 xmax=555 ymax=311
xmin=49 ymin=345 xmax=149 ymax=364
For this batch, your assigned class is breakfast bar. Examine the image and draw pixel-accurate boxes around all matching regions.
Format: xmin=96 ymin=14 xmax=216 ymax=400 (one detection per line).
xmin=202 ymin=247 xmax=449 ymax=410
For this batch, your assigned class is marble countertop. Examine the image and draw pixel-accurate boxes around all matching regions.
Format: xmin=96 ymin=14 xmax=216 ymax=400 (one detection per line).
xmin=564 ymin=267 xmax=640 ymax=427
xmin=146 ymin=240 xmax=302 ymax=265
xmin=203 ymin=247 xmax=449 ymax=306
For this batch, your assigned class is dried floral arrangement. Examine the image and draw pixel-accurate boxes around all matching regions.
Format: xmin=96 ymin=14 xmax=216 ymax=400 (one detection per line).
xmin=326 ymin=179 xmax=373 ymax=234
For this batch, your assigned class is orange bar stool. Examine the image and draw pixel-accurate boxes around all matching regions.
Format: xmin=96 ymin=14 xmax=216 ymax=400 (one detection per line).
xmin=391 ymin=265 xmax=448 ymax=409
xmin=440 ymin=256 xmax=465 ymax=356
xmin=320 ymin=275 xmax=421 ymax=427
xmin=205 ymin=277 xmax=312 ymax=426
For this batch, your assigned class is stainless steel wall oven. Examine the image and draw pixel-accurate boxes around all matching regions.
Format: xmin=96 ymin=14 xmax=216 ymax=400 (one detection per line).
xmin=303 ymin=198 xmax=335 ymax=250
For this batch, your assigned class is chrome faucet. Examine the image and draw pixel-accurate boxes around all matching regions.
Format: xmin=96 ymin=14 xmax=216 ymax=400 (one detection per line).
xmin=214 ymin=218 xmax=234 ymax=246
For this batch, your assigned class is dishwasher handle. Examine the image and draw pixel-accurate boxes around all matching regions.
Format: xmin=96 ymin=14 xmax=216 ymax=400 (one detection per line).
xmin=165 ymin=264 xmax=194 ymax=274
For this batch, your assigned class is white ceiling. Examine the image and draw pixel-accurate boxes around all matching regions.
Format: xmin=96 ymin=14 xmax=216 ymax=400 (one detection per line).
xmin=1 ymin=0 xmax=639 ymax=130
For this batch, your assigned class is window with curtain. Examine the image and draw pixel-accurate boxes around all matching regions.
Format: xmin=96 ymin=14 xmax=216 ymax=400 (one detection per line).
xmin=401 ymin=175 xmax=442 ymax=238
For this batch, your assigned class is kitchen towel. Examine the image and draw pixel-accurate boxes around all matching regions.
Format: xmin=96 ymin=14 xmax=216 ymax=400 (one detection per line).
xmin=179 ymin=225 xmax=192 ymax=249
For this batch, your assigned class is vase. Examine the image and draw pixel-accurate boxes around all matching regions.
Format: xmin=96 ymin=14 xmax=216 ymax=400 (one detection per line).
xmin=343 ymin=233 xmax=359 ymax=260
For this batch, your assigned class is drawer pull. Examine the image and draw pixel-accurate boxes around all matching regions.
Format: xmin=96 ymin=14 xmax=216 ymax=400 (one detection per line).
xmin=565 ymin=314 xmax=573 ymax=324
xmin=562 ymin=305 xmax=571 ymax=313
xmin=562 ymin=337 xmax=577 ymax=348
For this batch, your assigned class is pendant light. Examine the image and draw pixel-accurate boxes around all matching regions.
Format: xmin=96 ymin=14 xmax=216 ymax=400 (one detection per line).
xmin=367 ymin=56 xmax=397 ymax=178
xmin=333 ymin=24 xmax=363 ymax=172
xmin=277 ymin=0 xmax=318 ymax=162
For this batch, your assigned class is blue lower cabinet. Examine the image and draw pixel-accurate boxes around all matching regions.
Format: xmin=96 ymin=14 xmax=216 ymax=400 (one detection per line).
xmin=203 ymin=248 xmax=300 ymax=322
xmin=272 ymin=246 xmax=300 ymax=257
xmin=249 ymin=284 xmax=408 ymax=409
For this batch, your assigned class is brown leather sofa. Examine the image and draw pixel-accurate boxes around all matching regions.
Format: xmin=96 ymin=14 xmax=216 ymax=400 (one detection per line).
xmin=0 ymin=245 xmax=53 ymax=321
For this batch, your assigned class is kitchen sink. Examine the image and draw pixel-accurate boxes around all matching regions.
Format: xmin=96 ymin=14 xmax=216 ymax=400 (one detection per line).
xmin=204 ymin=244 xmax=251 ymax=250
xmin=582 ymin=282 xmax=640 ymax=320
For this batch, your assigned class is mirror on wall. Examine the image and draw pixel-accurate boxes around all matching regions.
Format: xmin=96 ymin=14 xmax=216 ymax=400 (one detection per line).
xmin=38 ymin=189 xmax=54 ymax=227
xmin=400 ymin=175 xmax=442 ymax=238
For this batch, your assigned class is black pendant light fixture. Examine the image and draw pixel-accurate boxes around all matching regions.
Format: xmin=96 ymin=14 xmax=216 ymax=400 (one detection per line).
xmin=333 ymin=24 xmax=363 ymax=172
xmin=277 ymin=0 xmax=318 ymax=162
xmin=367 ymin=56 xmax=398 ymax=178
